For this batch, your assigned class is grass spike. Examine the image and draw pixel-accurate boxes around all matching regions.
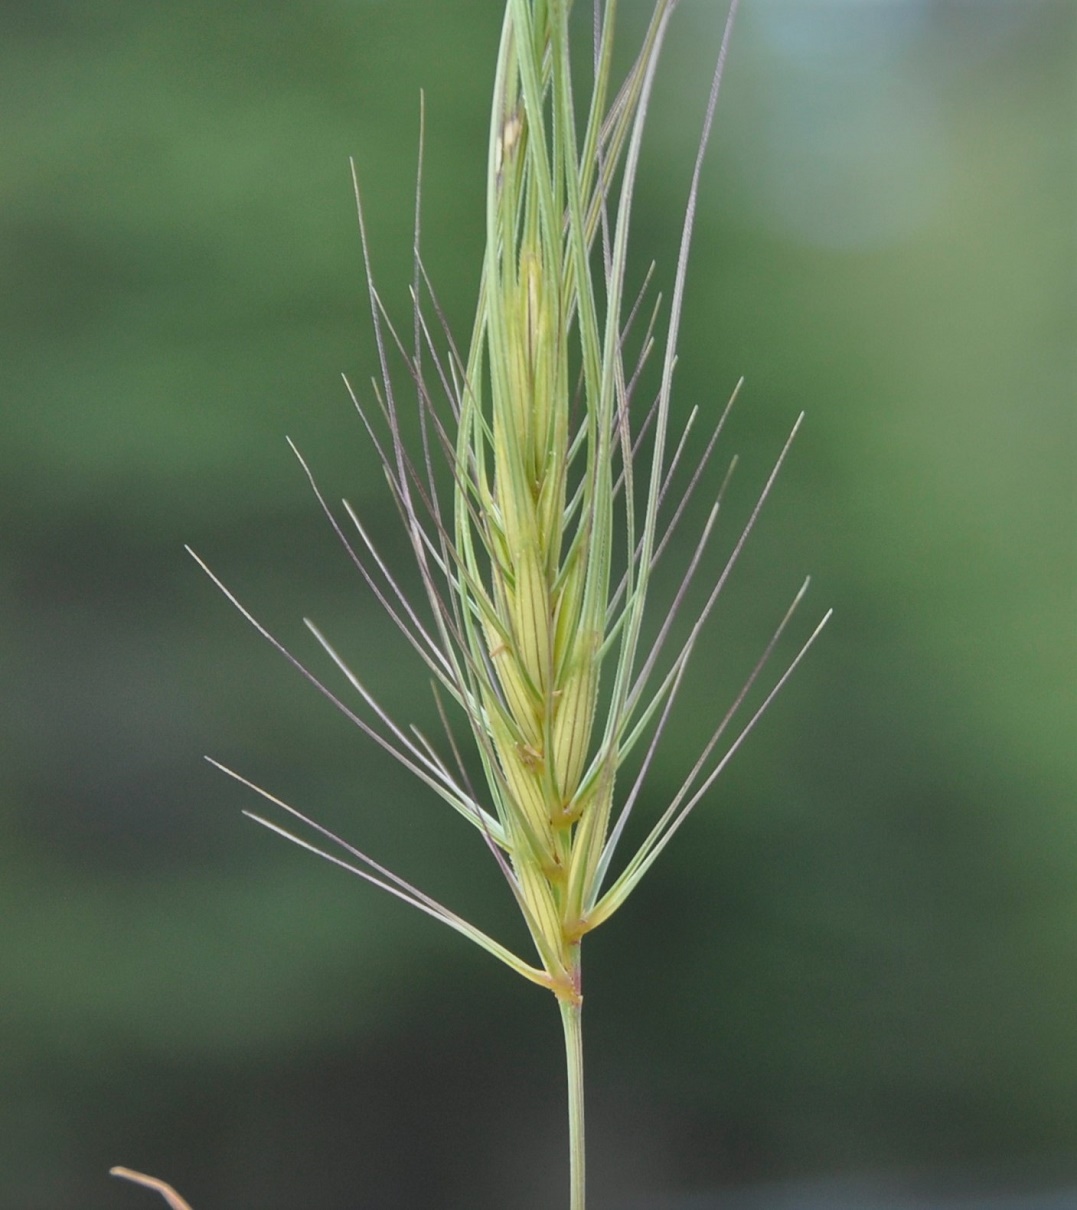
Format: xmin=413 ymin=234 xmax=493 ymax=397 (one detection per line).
xmin=189 ymin=6 xmax=831 ymax=1209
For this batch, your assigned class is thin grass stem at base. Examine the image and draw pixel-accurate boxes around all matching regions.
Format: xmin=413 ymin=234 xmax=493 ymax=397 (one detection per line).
xmin=560 ymin=994 xmax=586 ymax=1210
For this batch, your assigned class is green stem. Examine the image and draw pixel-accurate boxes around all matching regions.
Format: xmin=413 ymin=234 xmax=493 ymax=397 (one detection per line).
xmin=560 ymin=995 xmax=585 ymax=1210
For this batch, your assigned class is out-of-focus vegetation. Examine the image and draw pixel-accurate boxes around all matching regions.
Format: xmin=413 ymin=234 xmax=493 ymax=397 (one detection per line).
xmin=2 ymin=2 xmax=1072 ymax=1207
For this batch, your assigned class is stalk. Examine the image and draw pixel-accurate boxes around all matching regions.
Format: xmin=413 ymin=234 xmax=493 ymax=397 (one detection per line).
xmin=560 ymin=990 xmax=586 ymax=1210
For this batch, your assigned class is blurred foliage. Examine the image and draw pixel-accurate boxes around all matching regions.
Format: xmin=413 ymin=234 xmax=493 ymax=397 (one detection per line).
xmin=1 ymin=2 xmax=1073 ymax=1207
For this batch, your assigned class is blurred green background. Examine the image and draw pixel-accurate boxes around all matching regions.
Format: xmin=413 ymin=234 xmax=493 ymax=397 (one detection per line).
xmin=2 ymin=2 xmax=1073 ymax=1207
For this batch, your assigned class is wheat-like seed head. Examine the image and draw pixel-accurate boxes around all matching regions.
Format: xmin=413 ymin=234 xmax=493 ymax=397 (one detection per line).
xmin=191 ymin=0 xmax=829 ymax=1011
xmin=142 ymin=6 xmax=835 ymax=1207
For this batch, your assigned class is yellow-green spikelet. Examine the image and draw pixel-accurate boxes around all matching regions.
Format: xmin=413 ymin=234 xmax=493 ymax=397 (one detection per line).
xmin=480 ymin=241 xmax=602 ymax=958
